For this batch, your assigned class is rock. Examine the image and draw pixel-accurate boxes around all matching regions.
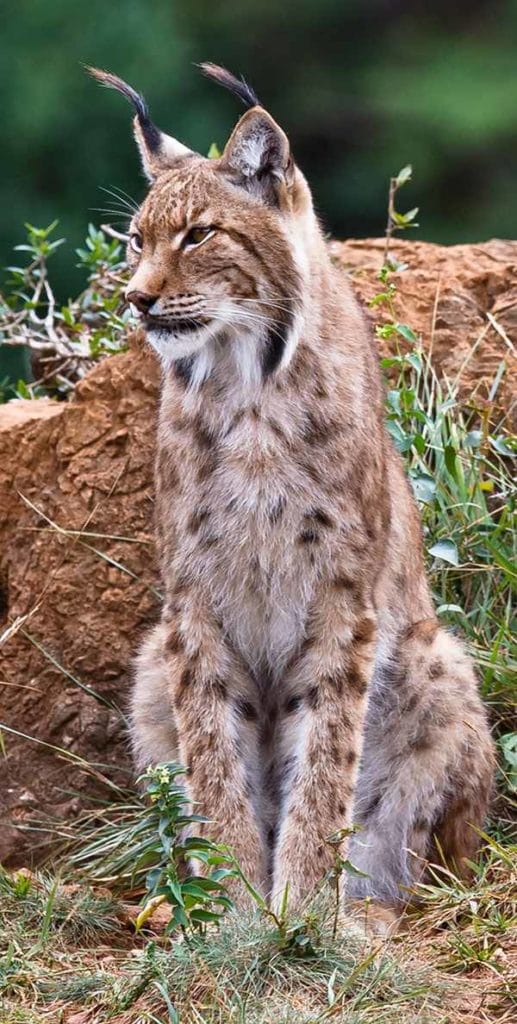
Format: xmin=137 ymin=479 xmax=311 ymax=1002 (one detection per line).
xmin=332 ymin=237 xmax=516 ymax=419
xmin=0 ymin=331 xmax=160 ymax=865
xmin=0 ymin=240 xmax=515 ymax=865
xmin=0 ymin=397 xmax=64 ymax=432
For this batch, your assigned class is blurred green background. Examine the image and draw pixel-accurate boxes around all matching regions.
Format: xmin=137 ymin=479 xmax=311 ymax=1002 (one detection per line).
xmin=1 ymin=0 xmax=516 ymax=298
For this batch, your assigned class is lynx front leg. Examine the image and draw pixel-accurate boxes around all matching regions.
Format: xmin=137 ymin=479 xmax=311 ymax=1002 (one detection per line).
xmin=164 ymin=603 xmax=266 ymax=888
xmin=271 ymin=588 xmax=376 ymax=907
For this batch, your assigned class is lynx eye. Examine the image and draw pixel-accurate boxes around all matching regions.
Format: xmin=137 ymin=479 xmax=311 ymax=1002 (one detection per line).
xmin=183 ymin=226 xmax=214 ymax=249
xmin=129 ymin=232 xmax=143 ymax=254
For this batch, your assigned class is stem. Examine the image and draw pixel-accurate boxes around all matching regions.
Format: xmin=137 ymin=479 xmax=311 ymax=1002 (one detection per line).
xmin=332 ymin=858 xmax=340 ymax=940
xmin=384 ymin=176 xmax=397 ymax=264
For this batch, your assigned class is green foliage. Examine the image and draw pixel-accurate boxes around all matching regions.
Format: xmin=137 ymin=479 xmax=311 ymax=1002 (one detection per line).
xmin=385 ymin=340 xmax=515 ymax=720
xmin=135 ymin=763 xmax=237 ymax=935
xmin=365 ymin=230 xmax=516 ymax=828
xmin=372 ymin=262 xmax=515 ymax=683
xmin=499 ymin=733 xmax=517 ymax=794
xmin=72 ymin=763 xmax=237 ymax=937
xmin=0 ymin=876 xmax=446 ymax=1023
xmin=384 ymin=165 xmax=419 ymax=261
xmin=0 ymin=220 xmax=130 ymax=397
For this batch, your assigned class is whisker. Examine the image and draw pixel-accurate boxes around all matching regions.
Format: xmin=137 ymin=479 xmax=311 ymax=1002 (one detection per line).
xmin=96 ymin=200 xmax=134 ymax=215
xmin=90 ymin=208 xmax=132 ymax=223
xmin=204 ymin=307 xmax=286 ymax=330
xmin=203 ymin=312 xmax=273 ymax=330
xmin=99 ymin=185 xmax=139 ymax=213
xmin=238 ymin=297 xmax=296 ymax=313
xmin=108 ymin=184 xmax=141 ymax=207
xmin=203 ymin=302 xmax=282 ymax=321
xmin=202 ymin=310 xmax=289 ymax=344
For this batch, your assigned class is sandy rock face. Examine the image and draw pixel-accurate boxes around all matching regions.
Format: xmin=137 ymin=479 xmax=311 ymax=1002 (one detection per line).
xmin=0 ymin=336 xmax=160 ymax=864
xmin=0 ymin=239 xmax=515 ymax=865
xmin=332 ymin=237 xmax=516 ymax=416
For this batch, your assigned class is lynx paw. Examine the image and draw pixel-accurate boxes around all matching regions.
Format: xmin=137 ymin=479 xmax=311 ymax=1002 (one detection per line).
xmin=344 ymin=899 xmax=401 ymax=938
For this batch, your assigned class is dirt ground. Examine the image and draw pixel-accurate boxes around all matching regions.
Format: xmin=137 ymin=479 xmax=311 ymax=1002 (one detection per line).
xmin=0 ymin=237 xmax=515 ymax=866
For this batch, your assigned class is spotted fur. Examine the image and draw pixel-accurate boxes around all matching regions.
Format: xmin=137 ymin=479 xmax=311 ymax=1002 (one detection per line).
xmin=91 ymin=65 xmax=495 ymax=910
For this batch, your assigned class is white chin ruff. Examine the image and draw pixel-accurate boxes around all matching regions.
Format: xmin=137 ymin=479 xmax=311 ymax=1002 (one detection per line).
xmin=145 ymin=322 xmax=217 ymax=368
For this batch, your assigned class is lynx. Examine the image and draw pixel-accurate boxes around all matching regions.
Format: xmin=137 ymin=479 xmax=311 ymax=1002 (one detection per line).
xmin=90 ymin=64 xmax=495 ymax=912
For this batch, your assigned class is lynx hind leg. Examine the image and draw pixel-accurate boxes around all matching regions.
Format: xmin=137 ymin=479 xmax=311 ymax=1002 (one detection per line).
xmin=130 ymin=622 xmax=178 ymax=771
xmin=348 ymin=620 xmax=495 ymax=907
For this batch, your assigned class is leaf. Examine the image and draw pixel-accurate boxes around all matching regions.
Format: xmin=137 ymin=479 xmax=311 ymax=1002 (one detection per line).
xmin=499 ymin=733 xmax=517 ymax=791
xmin=181 ymin=881 xmax=222 ymax=899
xmin=436 ymin=603 xmax=465 ymax=616
xmin=327 ymin=966 xmax=338 ymax=1007
xmin=412 ymin=433 xmax=426 ymax=455
xmin=395 ymin=322 xmax=419 ymax=343
xmin=386 ymin=419 xmax=413 ymax=452
xmin=386 ymin=389 xmax=401 ymax=414
xmin=152 ymin=980 xmax=180 ymax=1023
xmin=376 ymin=322 xmax=398 ymax=340
xmin=338 ymin=858 xmax=369 ymax=878
xmin=444 ymin=444 xmax=459 ymax=481
xmin=395 ymin=164 xmax=412 ymax=187
xmin=188 ymin=907 xmax=222 ymax=923
xmin=403 ymin=206 xmax=419 ymax=222
xmin=172 ymin=904 xmax=189 ymax=929
xmin=428 ymin=539 xmax=459 ymax=566
xmin=406 ymin=351 xmax=423 ymax=371
xmin=411 ymin=472 xmax=436 ymax=504
xmin=134 ymin=894 xmax=167 ymax=931
xmin=380 ymin=356 xmax=404 ymax=369
xmin=489 ymin=435 xmax=516 ymax=457
xmin=207 ymin=142 xmax=221 ymax=159
xmin=145 ymin=867 xmax=163 ymax=893
xmin=368 ymin=290 xmax=393 ymax=307
xmin=210 ymin=867 xmax=236 ymax=882
xmin=164 ymin=878 xmax=184 ymax=906
xmin=14 ymin=379 xmax=32 ymax=399
xmin=465 ymin=430 xmax=483 ymax=449
xmin=387 ymin=257 xmax=409 ymax=273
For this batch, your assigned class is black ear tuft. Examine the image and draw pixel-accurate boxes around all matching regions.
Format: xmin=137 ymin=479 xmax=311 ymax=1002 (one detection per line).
xmin=198 ymin=62 xmax=260 ymax=110
xmin=86 ymin=66 xmax=161 ymax=154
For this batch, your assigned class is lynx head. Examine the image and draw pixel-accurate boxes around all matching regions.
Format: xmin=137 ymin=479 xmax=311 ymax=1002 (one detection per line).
xmin=88 ymin=64 xmax=321 ymax=386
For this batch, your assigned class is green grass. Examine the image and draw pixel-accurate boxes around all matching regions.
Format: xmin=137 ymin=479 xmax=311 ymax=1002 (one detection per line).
xmin=0 ymin=872 xmax=464 ymax=1023
xmin=0 ymin=845 xmax=514 ymax=1022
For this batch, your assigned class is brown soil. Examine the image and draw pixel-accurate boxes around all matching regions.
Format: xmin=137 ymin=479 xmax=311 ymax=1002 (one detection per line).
xmin=0 ymin=238 xmax=515 ymax=866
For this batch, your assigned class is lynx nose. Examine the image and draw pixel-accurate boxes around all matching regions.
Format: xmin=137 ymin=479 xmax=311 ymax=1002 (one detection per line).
xmin=127 ymin=289 xmax=158 ymax=314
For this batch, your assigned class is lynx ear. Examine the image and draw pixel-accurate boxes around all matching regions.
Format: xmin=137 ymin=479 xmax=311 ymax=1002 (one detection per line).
xmin=87 ymin=66 xmax=193 ymax=180
xmin=198 ymin=63 xmax=293 ymax=201
xmin=220 ymin=108 xmax=294 ymax=199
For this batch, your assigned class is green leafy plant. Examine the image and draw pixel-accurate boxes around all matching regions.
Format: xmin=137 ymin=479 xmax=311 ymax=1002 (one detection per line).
xmin=136 ymin=763 xmax=238 ymax=935
xmin=383 ymin=164 xmax=419 ymax=261
xmin=324 ymin=826 xmax=368 ymax=939
xmin=74 ymin=763 xmax=237 ymax=937
xmin=0 ymin=220 xmax=131 ymax=396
